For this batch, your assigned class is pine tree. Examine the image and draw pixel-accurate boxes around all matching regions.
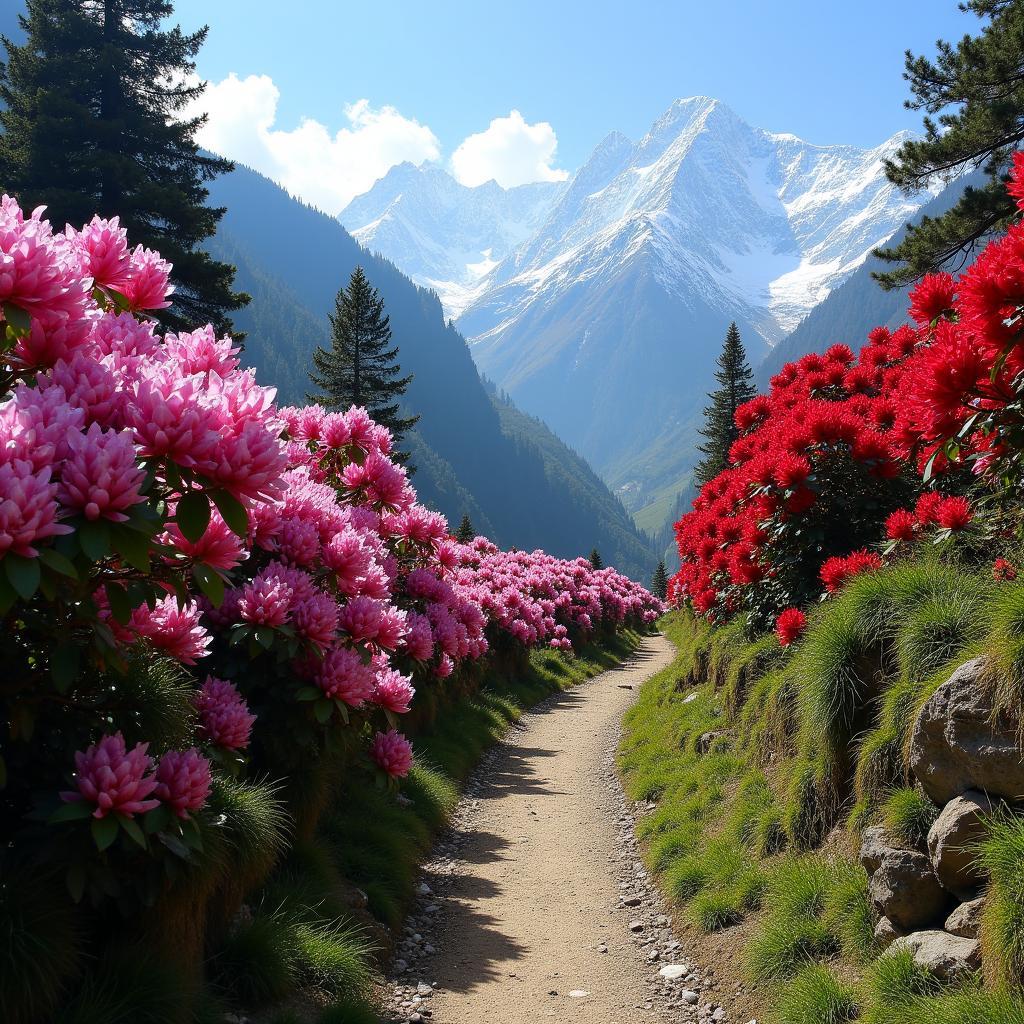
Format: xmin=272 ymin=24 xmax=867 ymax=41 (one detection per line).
xmin=652 ymin=560 xmax=668 ymax=601
xmin=0 ymin=0 xmax=247 ymax=334
xmin=308 ymin=266 xmax=419 ymax=460
xmin=694 ymin=323 xmax=757 ymax=486
xmin=874 ymin=1 xmax=1024 ymax=288
xmin=455 ymin=514 xmax=474 ymax=544
xmin=589 ymin=548 xmax=603 ymax=570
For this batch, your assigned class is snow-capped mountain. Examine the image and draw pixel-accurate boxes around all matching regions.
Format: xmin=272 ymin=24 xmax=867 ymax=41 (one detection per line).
xmin=339 ymin=163 xmax=563 ymax=316
xmin=340 ymin=98 xmax=936 ymax=526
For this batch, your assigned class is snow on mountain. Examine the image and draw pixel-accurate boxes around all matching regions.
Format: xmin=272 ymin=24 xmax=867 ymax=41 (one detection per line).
xmin=338 ymin=99 xmax=937 ymax=529
xmin=339 ymin=163 xmax=563 ymax=317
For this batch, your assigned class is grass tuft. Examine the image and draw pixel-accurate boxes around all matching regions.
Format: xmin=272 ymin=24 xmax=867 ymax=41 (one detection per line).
xmin=773 ymin=963 xmax=860 ymax=1024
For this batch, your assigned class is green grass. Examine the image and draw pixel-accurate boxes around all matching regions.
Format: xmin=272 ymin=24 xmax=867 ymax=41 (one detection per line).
xmin=773 ymin=963 xmax=860 ymax=1024
xmin=977 ymin=812 xmax=1024 ymax=985
xmin=882 ymin=787 xmax=940 ymax=849
xmin=622 ymin=600 xmax=1024 ymax=1024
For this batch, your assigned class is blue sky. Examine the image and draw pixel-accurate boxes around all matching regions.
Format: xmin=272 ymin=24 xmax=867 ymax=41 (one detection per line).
xmin=167 ymin=1 xmax=972 ymax=212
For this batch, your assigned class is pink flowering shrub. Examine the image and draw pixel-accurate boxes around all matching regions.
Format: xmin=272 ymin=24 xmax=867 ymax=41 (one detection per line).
xmin=0 ymin=193 xmax=660 ymax=918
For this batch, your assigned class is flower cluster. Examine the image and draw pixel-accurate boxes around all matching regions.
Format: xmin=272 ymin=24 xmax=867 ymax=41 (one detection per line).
xmin=672 ymin=154 xmax=1024 ymax=626
xmin=0 ymin=193 xmax=660 ymax=864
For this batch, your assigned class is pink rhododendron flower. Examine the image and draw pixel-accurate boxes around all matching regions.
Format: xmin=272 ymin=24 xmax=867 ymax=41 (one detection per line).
xmin=163 ymin=325 xmax=240 ymax=377
xmin=164 ymin=507 xmax=246 ymax=571
xmin=371 ymin=668 xmax=415 ymax=714
xmin=57 ymin=421 xmax=146 ymax=522
xmin=314 ymin=646 xmax=375 ymax=706
xmin=0 ymin=459 xmax=72 ymax=556
xmin=292 ymin=591 xmax=339 ymax=649
xmin=130 ymin=597 xmax=211 ymax=665
xmin=238 ymin=574 xmax=293 ymax=626
xmin=65 ymin=215 xmax=131 ymax=290
xmin=338 ymin=594 xmax=385 ymax=643
xmin=121 ymin=245 xmax=173 ymax=310
xmin=193 ymin=676 xmax=255 ymax=750
xmin=154 ymin=748 xmax=211 ymax=818
xmin=60 ymin=732 xmax=159 ymax=818
xmin=369 ymin=728 xmax=413 ymax=778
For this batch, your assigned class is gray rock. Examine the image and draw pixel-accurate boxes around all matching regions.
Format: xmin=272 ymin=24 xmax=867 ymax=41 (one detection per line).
xmin=910 ymin=658 xmax=1024 ymax=804
xmin=874 ymin=916 xmax=902 ymax=950
xmin=628 ymin=920 xmax=644 ymax=932
xmin=927 ymin=790 xmax=991 ymax=898
xmin=945 ymin=897 xmax=985 ymax=939
xmin=659 ymin=964 xmax=689 ymax=980
xmin=887 ymin=929 xmax=981 ymax=982
xmin=869 ymin=848 xmax=947 ymax=930
xmin=859 ymin=825 xmax=894 ymax=874
xmin=681 ymin=989 xmax=699 ymax=1004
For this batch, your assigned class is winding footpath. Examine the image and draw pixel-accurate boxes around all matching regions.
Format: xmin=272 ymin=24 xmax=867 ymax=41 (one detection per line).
xmin=386 ymin=634 xmax=759 ymax=1024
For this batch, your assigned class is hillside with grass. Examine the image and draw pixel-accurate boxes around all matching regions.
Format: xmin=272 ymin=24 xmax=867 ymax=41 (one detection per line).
xmin=623 ymin=568 xmax=1024 ymax=1023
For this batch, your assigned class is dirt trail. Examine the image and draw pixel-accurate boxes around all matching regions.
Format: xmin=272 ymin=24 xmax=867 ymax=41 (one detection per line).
xmin=387 ymin=633 xmax=739 ymax=1024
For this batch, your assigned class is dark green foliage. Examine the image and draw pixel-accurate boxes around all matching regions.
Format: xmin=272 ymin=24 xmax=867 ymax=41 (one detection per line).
xmin=652 ymin=559 xmax=669 ymax=601
xmin=54 ymin=949 xmax=190 ymax=1024
xmin=695 ymin=323 xmax=757 ymax=486
xmin=0 ymin=866 xmax=82 ymax=1023
xmin=875 ymin=1 xmax=1024 ymax=288
xmin=455 ymin=514 xmax=475 ymax=543
xmin=309 ymin=266 xmax=418 ymax=459
xmin=0 ymin=0 xmax=246 ymax=333
xmin=978 ymin=812 xmax=1024 ymax=985
xmin=589 ymin=547 xmax=603 ymax=570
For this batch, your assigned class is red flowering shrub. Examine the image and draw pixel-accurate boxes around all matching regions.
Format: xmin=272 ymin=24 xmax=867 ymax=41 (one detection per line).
xmin=673 ymin=150 xmax=1024 ymax=628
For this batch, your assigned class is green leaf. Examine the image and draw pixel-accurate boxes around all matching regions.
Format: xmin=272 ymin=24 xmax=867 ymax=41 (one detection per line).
xmin=51 ymin=642 xmax=81 ymax=693
xmin=314 ymin=699 xmax=334 ymax=724
xmin=157 ymin=831 xmax=190 ymax=859
xmin=334 ymin=700 xmax=350 ymax=725
xmin=38 ymin=548 xmax=79 ymax=579
xmin=91 ymin=815 xmax=119 ymax=852
xmin=255 ymin=627 xmax=275 ymax=650
xmin=78 ymin=519 xmax=111 ymax=561
xmin=3 ymin=301 xmax=31 ymax=334
xmin=0 ymin=573 xmax=15 ymax=616
xmin=143 ymin=805 xmax=171 ymax=835
xmin=4 ymin=553 xmax=40 ymax=600
xmin=210 ymin=489 xmax=248 ymax=536
xmin=105 ymin=582 xmax=132 ymax=625
xmin=111 ymin=525 xmax=151 ymax=572
xmin=295 ymin=685 xmax=321 ymax=702
xmin=117 ymin=813 xmax=147 ymax=849
xmin=176 ymin=490 xmax=211 ymax=543
xmin=66 ymin=864 xmax=87 ymax=903
xmin=193 ymin=563 xmax=224 ymax=606
xmin=49 ymin=800 xmax=94 ymax=823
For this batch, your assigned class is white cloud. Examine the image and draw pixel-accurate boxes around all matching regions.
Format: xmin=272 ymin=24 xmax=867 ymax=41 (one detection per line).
xmin=450 ymin=110 xmax=570 ymax=188
xmin=191 ymin=74 xmax=441 ymax=214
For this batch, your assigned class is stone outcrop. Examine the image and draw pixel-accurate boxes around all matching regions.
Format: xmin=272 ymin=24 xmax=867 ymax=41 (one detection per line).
xmin=910 ymin=658 xmax=1024 ymax=805
xmin=868 ymin=846 xmax=948 ymax=931
xmin=927 ymin=790 xmax=991 ymax=899
xmin=944 ymin=897 xmax=984 ymax=940
xmin=887 ymin=929 xmax=981 ymax=982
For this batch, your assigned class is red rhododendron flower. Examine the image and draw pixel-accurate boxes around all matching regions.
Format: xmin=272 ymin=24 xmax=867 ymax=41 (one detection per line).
xmin=819 ymin=550 xmax=883 ymax=594
xmin=885 ymin=509 xmax=916 ymax=542
xmin=994 ymin=558 xmax=1018 ymax=582
xmin=935 ymin=495 xmax=972 ymax=531
xmin=909 ymin=272 xmax=957 ymax=327
xmin=775 ymin=608 xmax=807 ymax=646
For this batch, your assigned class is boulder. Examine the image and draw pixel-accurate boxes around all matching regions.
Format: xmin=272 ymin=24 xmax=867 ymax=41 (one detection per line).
xmin=927 ymin=790 xmax=991 ymax=898
xmin=887 ymin=930 xmax=981 ymax=982
xmin=945 ymin=897 xmax=985 ymax=940
xmin=859 ymin=825 xmax=894 ymax=874
xmin=874 ymin=916 xmax=902 ymax=950
xmin=869 ymin=847 xmax=947 ymax=930
xmin=910 ymin=658 xmax=1024 ymax=805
